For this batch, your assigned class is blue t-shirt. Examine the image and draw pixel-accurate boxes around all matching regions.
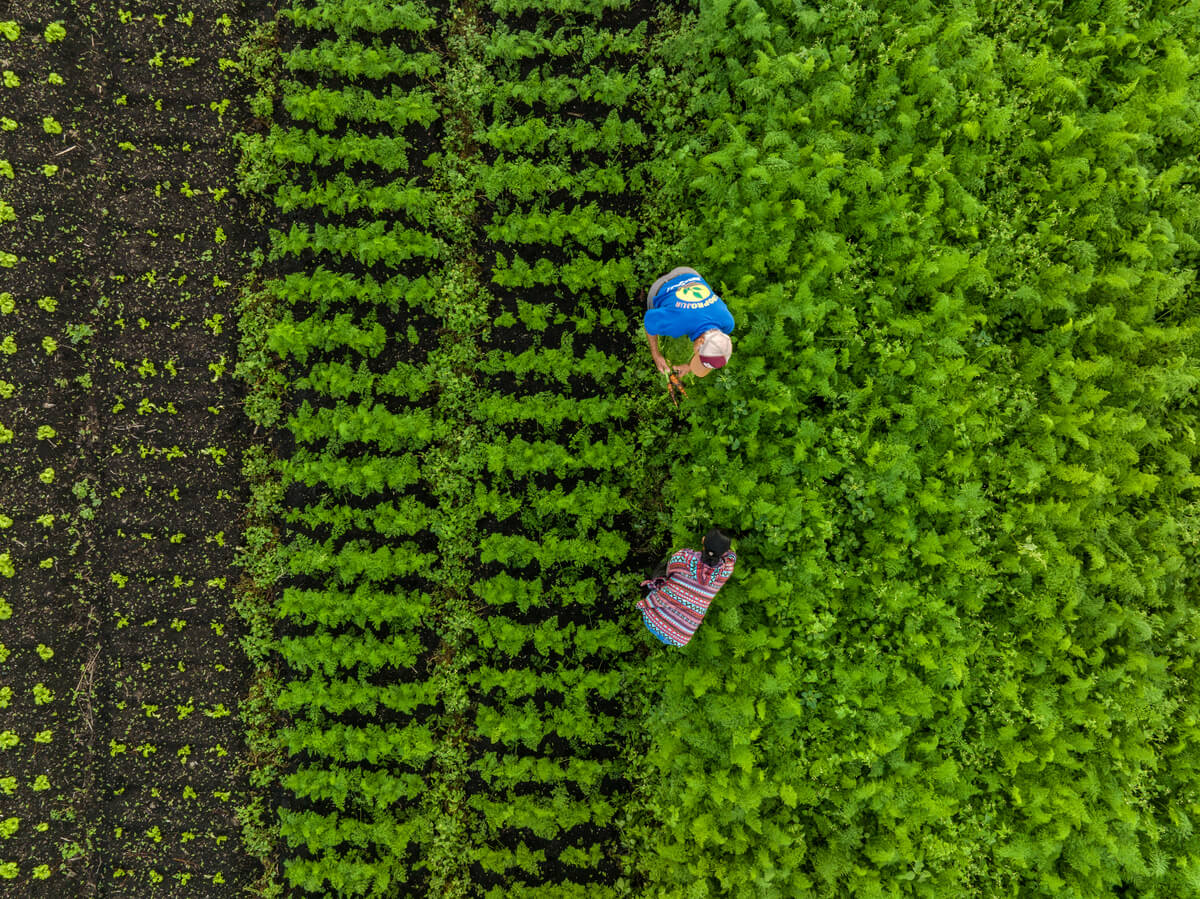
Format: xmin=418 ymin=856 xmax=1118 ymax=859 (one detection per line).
xmin=643 ymin=272 xmax=735 ymax=341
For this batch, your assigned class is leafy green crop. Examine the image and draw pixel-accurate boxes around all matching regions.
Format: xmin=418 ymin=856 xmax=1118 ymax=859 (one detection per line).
xmin=628 ymin=1 xmax=1200 ymax=896
xmin=236 ymin=0 xmax=1200 ymax=895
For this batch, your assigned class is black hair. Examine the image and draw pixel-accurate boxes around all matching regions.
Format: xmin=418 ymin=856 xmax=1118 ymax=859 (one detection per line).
xmin=701 ymin=528 xmax=732 ymax=566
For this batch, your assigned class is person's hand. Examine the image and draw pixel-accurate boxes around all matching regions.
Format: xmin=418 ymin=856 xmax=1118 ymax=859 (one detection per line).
xmin=672 ymin=363 xmax=690 ymax=377
xmin=654 ymin=357 xmax=670 ymax=375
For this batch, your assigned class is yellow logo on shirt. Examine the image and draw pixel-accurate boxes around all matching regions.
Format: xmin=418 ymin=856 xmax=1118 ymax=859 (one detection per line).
xmin=674 ymin=282 xmax=713 ymax=305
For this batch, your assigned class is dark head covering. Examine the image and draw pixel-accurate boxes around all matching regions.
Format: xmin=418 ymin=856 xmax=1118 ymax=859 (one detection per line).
xmin=701 ymin=528 xmax=732 ymax=567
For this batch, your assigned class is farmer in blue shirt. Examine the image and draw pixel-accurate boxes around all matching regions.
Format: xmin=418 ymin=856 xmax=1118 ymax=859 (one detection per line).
xmin=643 ymin=267 xmax=734 ymax=379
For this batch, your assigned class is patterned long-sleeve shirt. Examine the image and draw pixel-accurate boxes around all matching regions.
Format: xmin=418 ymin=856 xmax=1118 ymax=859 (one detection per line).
xmin=637 ymin=549 xmax=736 ymax=646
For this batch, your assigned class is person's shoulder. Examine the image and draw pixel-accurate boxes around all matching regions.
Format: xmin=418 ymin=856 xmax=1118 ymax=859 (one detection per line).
xmin=666 ymin=548 xmax=692 ymax=568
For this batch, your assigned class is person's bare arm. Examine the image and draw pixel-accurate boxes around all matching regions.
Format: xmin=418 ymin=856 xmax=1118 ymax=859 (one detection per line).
xmin=645 ymin=330 xmax=670 ymax=373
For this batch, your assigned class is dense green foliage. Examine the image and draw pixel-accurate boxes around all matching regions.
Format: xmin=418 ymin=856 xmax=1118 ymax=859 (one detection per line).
xmin=233 ymin=0 xmax=1200 ymax=896
xmin=633 ymin=1 xmax=1200 ymax=896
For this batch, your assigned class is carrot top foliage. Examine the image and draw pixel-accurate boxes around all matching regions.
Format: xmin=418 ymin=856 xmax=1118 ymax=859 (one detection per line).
xmin=632 ymin=1 xmax=1200 ymax=896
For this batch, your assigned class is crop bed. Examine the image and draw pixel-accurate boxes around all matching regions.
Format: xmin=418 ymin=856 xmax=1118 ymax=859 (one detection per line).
xmin=0 ymin=1 xmax=270 ymax=893
xmin=3 ymin=0 xmax=1200 ymax=897
xmin=235 ymin=0 xmax=685 ymax=893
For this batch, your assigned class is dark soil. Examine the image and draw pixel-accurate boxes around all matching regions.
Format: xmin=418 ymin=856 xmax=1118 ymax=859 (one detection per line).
xmin=1 ymin=1 xmax=273 ymax=894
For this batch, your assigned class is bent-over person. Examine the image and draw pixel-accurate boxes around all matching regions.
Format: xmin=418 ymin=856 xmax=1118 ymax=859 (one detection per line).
xmin=638 ymin=528 xmax=736 ymax=647
xmin=643 ymin=267 xmax=734 ymax=379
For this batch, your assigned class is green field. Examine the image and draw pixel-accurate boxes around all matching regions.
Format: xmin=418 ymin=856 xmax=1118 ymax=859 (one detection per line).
xmin=2 ymin=0 xmax=1199 ymax=896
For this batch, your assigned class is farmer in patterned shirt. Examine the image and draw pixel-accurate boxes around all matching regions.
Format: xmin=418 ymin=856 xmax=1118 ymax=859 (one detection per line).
xmin=638 ymin=528 xmax=736 ymax=647
xmin=643 ymin=267 xmax=734 ymax=379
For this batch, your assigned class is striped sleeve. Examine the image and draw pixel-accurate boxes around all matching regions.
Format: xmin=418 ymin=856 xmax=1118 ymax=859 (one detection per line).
xmin=666 ymin=548 xmax=698 ymax=576
xmin=708 ymin=551 xmax=736 ymax=588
